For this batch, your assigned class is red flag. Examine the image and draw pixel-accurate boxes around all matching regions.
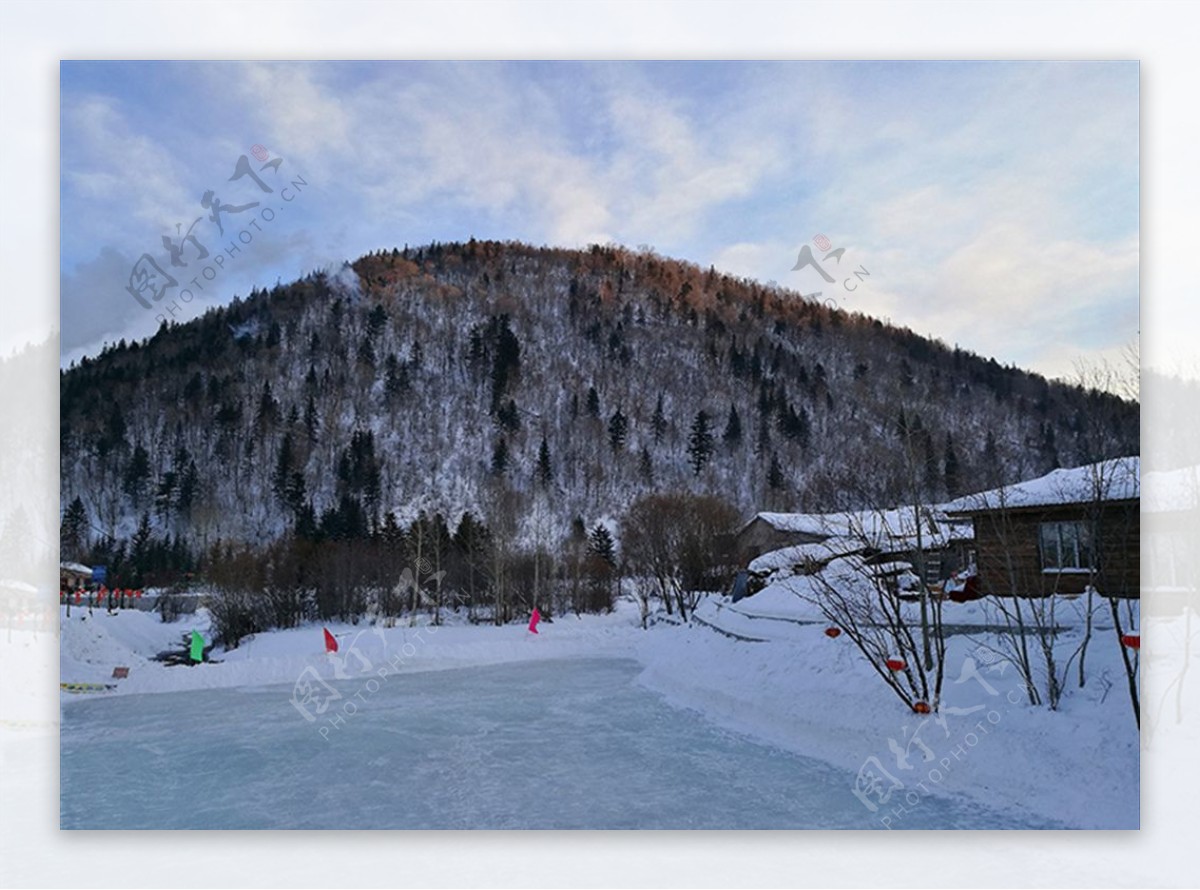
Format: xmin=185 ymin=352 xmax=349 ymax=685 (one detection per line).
xmin=324 ymin=628 xmax=339 ymax=653
xmin=528 ymin=607 xmax=540 ymax=634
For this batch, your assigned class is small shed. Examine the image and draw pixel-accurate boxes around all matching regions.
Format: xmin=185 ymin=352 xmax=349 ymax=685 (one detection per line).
xmin=737 ymin=504 xmax=973 ymax=584
xmin=60 ymin=561 xmax=93 ymax=590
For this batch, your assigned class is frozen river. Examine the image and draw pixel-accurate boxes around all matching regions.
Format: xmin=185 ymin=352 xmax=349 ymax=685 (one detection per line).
xmin=61 ymin=658 xmax=1055 ymax=829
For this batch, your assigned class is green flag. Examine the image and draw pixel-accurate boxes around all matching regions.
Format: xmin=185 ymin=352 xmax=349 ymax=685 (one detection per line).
xmin=189 ymin=630 xmax=205 ymax=663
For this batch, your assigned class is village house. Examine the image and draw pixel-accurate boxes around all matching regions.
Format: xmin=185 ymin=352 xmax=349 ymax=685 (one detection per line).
xmin=59 ymin=561 xmax=92 ymax=591
xmin=943 ymin=456 xmax=1140 ymax=599
xmin=735 ymin=504 xmax=975 ymax=585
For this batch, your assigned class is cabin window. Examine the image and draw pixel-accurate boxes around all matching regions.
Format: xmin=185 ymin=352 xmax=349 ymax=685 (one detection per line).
xmin=1039 ymin=521 xmax=1094 ymax=572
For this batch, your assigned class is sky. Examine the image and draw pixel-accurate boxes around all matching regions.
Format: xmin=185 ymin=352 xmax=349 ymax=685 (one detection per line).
xmin=58 ymin=60 xmax=1140 ymax=383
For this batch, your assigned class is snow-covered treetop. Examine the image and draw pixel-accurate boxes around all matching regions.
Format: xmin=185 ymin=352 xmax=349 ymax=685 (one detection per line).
xmin=943 ymin=456 xmax=1140 ymax=514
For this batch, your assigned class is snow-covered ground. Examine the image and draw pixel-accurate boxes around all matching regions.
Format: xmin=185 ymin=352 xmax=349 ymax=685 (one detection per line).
xmin=53 ymin=590 xmax=1147 ymax=829
xmin=647 ymin=596 xmax=1140 ymax=829
xmin=58 ymin=605 xmax=639 ymax=697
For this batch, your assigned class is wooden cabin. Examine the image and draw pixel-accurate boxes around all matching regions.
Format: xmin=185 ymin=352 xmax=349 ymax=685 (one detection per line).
xmin=944 ymin=457 xmax=1139 ymax=599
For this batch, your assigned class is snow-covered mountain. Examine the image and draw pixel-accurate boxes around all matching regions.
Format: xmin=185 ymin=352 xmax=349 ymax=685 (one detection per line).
xmin=59 ymin=240 xmax=1138 ymax=571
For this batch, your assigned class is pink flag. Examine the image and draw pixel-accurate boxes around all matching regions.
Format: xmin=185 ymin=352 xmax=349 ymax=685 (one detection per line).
xmin=324 ymin=628 xmax=339 ymax=653
xmin=528 ymin=607 xmax=540 ymax=634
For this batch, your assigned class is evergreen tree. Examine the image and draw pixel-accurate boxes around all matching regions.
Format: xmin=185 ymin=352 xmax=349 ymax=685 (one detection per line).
xmin=491 ymin=437 xmax=509 ymax=476
xmin=922 ymin=430 xmax=939 ymax=494
xmin=755 ymin=409 xmax=771 ymax=456
xmin=129 ymin=512 xmax=154 ymax=586
xmin=723 ymin=404 xmax=742 ymax=447
xmin=571 ymin=515 xmax=587 ymax=544
xmin=983 ymin=429 xmax=1001 ymax=485
xmin=122 ymin=444 xmax=151 ymax=504
xmin=944 ymin=434 xmax=961 ymax=497
xmin=687 ymin=410 xmax=715 ymax=476
xmin=256 ymin=381 xmax=280 ymax=426
xmin=357 ymin=337 xmax=375 ymax=368
xmin=177 ymin=460 xmax=199 ymax=516
xmin=367 ymin=304 xmax=388 ymax=340
xmin=537 ymin=436 xmax=553 ymax=487
xmin=154 ymin=470 xmax=177 ymax=521
xmin=61 ymin=496 xmax=89 ymax=561
xmin=586 ymin=385 xmax=601 ymax=418
xmin=284 ymin=471 xmax=307 ymax=517
xmin=796 ymin=406 xmax=811 ymax=451
xmin=489 ymin=315 xmax=520 ymax=411
xmin=767 ymin=453 xmax=786 ymax=490
xmin=336 ymin=430 xmax=382 ymax=518
xmin=384 ymin=354 xmax=409 ymax=403
xmin=303 ymin=394 xmax=319 ymax=443
xmin=588 ymin=524 xmax=615 ymax=566
xmin=652 ymin=394 xmax=667 ymax=443
xmin=1040 ymin=421 xmax=1061 ymax=469
xmin=608 ymin=408 xmax=628 ymax=453
xmin=295 ymin=501 xmax=318 ymax=540
xmin=496 ymin=398 xmax=522 ymax=433
xmin=99 ymin=403 xmax=127 ymax=458
xmin=272 ymin=432 xmax=295 ymax=507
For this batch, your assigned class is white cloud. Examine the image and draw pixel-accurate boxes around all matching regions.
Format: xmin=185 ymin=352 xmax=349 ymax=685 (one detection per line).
xmin=59 ymin=61 xmax=1139 ymax=385
xmin=60 ymin=95 xmax=195 ymax=239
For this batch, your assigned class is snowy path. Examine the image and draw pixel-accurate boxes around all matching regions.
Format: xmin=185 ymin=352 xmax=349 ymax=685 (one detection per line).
xmin=60 ymin=658 xmax=1056 ymax=830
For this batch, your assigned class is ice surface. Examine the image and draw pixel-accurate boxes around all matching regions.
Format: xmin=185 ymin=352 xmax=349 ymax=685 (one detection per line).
xmin=60 ymin=658 xmax=1057 ymax=830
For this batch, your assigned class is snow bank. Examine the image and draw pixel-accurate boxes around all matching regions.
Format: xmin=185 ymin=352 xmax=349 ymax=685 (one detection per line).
xmin=727 ymin=561 xmax=1135 ymax=633
xmin=636 ymin=610 xmax=1140 ymax=829
xmin=59 ymin=605 xmax=639 ymax=700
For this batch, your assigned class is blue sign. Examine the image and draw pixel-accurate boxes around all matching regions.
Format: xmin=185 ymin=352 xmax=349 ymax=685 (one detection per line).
xmin=91 ymin=565 xmax=107 ymax=584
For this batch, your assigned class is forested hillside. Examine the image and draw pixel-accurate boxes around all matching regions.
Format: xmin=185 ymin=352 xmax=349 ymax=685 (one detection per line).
xmin=59 ymin=240 xmax=1138 ymax=628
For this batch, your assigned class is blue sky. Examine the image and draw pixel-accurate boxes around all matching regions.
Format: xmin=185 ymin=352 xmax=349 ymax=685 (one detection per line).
xmin=60 ymin=60 xmax=1139 ymax=381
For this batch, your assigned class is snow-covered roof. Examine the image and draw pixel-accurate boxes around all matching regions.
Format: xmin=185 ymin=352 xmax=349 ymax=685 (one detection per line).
xmin=60 ymin=561 xmax=93 ymax=576
xmin=747 ymin=536 xmax=864 ymax=574
xmin=944 ymin=456 xmax=1140 ymax=514
xmin=747 ymin=504 xmax=973 ymax=552
xmin=752 ymin=511 xmax=846 ymax=536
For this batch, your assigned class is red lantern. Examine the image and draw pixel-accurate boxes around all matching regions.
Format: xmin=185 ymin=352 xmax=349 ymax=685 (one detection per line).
xmin=135 ymin=589 xmax=143 ymax=598
xmin=886 ymin=658 xmax=906 ymax=672
xmin=912 ymin=701 xmax=931 ymax=714
xmin=74 ymin=592 xmax=81 ymax=604
xmin=824 ymin=627 xmax=841 ymax=639
xmin=1121 ymin=633 xmax=1140 ymax=650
